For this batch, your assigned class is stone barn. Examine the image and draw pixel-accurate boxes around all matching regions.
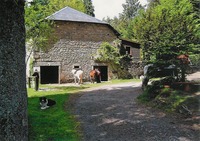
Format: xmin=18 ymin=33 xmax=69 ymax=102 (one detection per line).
xmin=32 ymin=7 xmax=140 ymax=84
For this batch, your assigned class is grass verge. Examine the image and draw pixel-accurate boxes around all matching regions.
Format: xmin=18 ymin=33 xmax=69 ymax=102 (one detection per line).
xmin=28 ymin=86 xmax=89 ymax=141
xmin=28 ymin=79 xmax=140 ymax=140
xmin=137 ymin=79 xmax=199 ymax=116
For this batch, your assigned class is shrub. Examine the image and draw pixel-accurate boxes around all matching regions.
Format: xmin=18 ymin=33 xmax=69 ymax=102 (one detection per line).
xmin=137 ymin=76 xmax=199 ymax=115
xmin=190 ymin=54 xmax=200 ymax=66
xmin=142 ymin=77 xmax=176 ymax=100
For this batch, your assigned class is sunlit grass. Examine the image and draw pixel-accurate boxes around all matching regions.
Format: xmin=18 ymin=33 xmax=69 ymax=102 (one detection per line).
xmin=28 ymin=79 xmax=140 ymax=140
xmin=28 ymin=87 xmax=84 ymax=141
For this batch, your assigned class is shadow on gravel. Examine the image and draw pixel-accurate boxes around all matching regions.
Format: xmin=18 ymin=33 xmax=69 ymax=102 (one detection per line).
xmin=72 ymin=84 xmax=200 ymax=141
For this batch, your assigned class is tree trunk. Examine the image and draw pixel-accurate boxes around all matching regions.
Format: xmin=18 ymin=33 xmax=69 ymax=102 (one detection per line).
xmin=0 ymin=1 xmax=28 ymax=140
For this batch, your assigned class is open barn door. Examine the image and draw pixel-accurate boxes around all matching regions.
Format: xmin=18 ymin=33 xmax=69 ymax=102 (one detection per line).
xmin=94 ymin=66 xmax=108 ymax=81
xmin=40 ymin=66 xmax=59 ymax=84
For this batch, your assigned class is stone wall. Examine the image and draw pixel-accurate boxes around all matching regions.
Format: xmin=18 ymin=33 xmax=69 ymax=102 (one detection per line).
xmin=53 ymin=21 xmax=117 ymax=42
xmin=128 ymin=61 xmax=144 ymax=78
xmin=35 ymin=40 xmax=104 ymax=82
xmin=33 ymin=21 xmax=118 ymax=83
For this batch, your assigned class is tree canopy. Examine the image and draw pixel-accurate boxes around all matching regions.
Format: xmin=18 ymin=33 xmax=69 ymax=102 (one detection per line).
xmin=103 ymin=0 xmax=144 ymax=40
xmin=25 ymin=0 xmax=86 ymax=49
xmin=83 ymin=0 xmax=95 ymax=17
xmin=133 ymin=0 xmax=199 ymax=63
xmin=122 ymin=0 xmax=144 ymax=20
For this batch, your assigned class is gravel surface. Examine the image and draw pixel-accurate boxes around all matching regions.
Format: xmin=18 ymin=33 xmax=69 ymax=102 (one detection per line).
xmin=72 ymin=82 xmax=200 ymax=141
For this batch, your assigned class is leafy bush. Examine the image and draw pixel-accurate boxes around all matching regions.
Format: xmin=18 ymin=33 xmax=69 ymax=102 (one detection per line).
xmin=95 ymin=42 xmax=133 ymax=79
xmin=140 ymin=77 xmax=177 ymax=100
xmin=137 ymin=89 xmax=152 ymax=103
xmin=138 ymin=76 xmax=199 ymax=115
xmin=190 ymin=54 xmax=200 ymax=66
xmin=153 ymin=90 xmax=186 ymax=112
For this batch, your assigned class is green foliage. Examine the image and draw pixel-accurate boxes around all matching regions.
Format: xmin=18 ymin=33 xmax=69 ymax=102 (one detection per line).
xmin=133 ymin=0 xmax=199 ymax=62
xmin=138 ymin=77 xmax=176 ymax=102
xmin=96 ymin=42 xmax=120 ymax=64
xmin=137 ymin=88 xmax=152 ymax=103
xmin=190 ymin=54 xmax=200 ymax=66
xmin=138 ymin=76 xmax=199 ymax=115
xmin=25 ymin=0 xmax=85 ymax=50
xmin=154 ymin=90 xmax=187 ymax=111
xmin=103 ymin=0 xmax=144 ymax=40
xmin=64 ymin=0 xmax=86 ymax=12
xmin=95 ymin=42 xmax=120 ymax=77
xmin=190 ymin=0 xmax=200 ymax=18
xmin=83 ymin=0 xmax=95 ymax=17
xmin=95 ymin=42 xmax=133 ymax=79
xmin=122 ymin=0 xmax=144 ymax=20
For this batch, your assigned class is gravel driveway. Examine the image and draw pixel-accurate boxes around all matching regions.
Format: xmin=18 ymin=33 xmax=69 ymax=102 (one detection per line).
xmin=73 ymin=82 xmax=199 ymax=141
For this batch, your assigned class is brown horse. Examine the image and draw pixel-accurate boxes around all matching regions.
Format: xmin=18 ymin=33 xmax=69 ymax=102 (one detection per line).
xmin=177 ymin=54 xmax=191 ymax=64
xmin=90 ymin=69 xmax=101 ymax=83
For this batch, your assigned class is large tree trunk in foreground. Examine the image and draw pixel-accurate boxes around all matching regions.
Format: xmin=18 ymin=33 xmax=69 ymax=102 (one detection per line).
xmin=0 ymin=0 xmax=28 ymax=140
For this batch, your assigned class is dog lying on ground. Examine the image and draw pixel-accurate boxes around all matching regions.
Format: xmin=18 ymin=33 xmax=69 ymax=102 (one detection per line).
xmin=39 ymin=97 xmax=56 ymax=110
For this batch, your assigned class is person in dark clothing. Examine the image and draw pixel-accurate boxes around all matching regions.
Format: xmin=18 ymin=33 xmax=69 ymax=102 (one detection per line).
xmin=95 ymin=68 xmax=101 ymax=83
xmin=32 ymin=69 xmax=39 ymax=91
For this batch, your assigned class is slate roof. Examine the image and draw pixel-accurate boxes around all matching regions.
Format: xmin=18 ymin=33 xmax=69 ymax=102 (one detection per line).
xmin=46 ymin=6 xmax=120 ymax=36
xmin=119 ymin=38 xmax=141 ymax=49
xmin=46 ymin=6 xmax=107 ymax=24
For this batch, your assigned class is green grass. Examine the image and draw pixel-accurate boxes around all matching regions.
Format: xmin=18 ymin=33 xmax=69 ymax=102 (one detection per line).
xmin=28 ymin=79 xmax=140 ymax=141
xmin=28 ymin=87 xmax=86 ymax=141
xmin=137 ymin=84 xmax=199 ymax=115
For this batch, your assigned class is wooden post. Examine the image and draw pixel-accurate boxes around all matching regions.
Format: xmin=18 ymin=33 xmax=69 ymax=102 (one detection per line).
xmin=28 ymin=77 xmax=31 ymax=88
xmin=33 ymin=76 xmax=37 ymax=91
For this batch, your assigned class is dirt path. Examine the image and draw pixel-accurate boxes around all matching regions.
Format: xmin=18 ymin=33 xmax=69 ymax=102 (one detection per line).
xmin=72 ymin=82 xmax=199 ymax=141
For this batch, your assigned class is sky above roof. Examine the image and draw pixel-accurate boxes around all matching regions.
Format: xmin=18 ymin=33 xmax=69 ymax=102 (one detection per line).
xmin=93 ymin=0 xmax=148 ymax=20
xmin=27 ymin=0 xmax=147 ymax=21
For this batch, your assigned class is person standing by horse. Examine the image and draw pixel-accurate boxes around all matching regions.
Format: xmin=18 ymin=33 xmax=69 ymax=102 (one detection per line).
xmin=95 ymin=68 xmax=101 ymax=83
xmin=90 ymin=68 xmax=101 ymax=83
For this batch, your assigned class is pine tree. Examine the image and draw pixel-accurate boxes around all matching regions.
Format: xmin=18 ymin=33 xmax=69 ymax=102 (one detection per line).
xmin=122 ymin=0 xmax=143 ymax=20
xmin=83 ymin=0 xmax=95 ymax=17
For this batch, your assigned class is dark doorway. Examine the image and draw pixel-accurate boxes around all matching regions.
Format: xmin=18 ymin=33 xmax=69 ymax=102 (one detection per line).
xmin=94 ymin=66 xmax=108 ymax=81
xmin=40 ymin=66 xmax=59 ymax=84
xmin=126 ymin=47 xmax=130 ymax=55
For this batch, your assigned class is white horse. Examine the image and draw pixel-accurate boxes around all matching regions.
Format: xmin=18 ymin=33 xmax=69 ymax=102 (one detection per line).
xmin=71 ymin=69 xmax=83 ymax=84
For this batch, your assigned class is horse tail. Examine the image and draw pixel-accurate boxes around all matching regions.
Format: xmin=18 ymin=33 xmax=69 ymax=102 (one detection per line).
xmin=79 ymin=72 xmax=83 ymax=84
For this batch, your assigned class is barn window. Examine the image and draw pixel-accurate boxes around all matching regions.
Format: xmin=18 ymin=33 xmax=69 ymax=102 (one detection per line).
xmin=73 ymin=65 xmax=80 ymax=69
